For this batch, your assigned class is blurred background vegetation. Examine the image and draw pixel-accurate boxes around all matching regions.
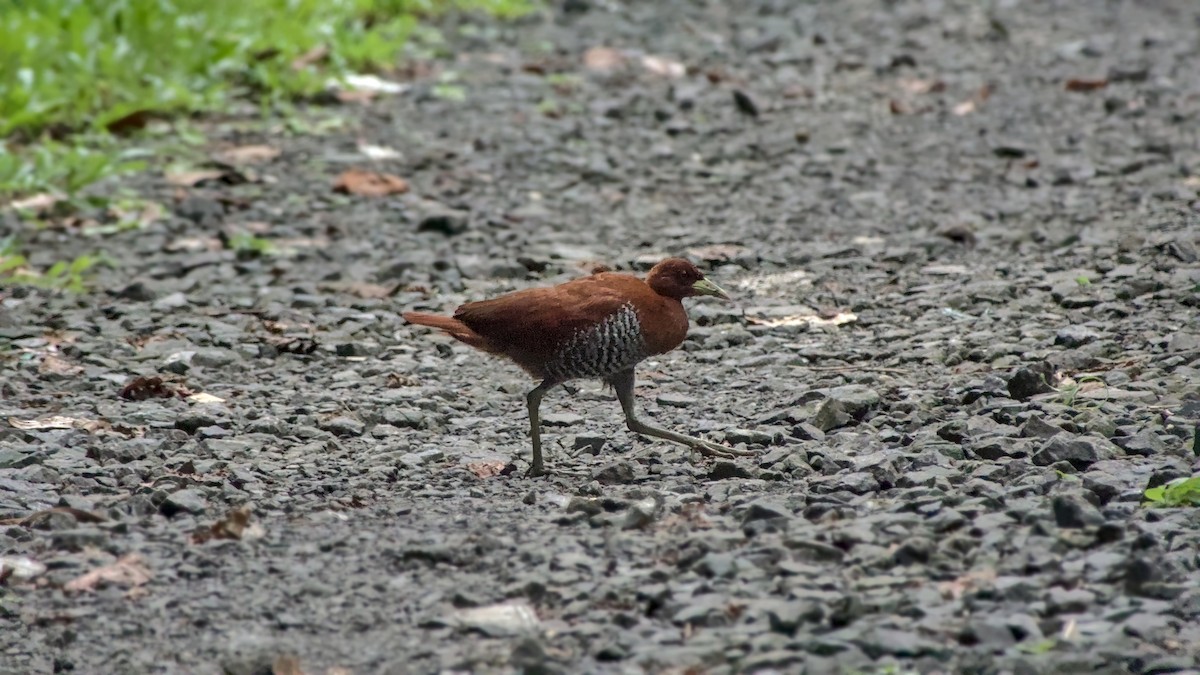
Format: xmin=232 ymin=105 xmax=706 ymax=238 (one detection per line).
xmin=0 ymin=0 xmax=532 ymax=199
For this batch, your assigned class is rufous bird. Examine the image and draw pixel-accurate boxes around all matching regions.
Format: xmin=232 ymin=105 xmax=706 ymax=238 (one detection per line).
xmin=402 ymin=257 xmax=754 ymax=477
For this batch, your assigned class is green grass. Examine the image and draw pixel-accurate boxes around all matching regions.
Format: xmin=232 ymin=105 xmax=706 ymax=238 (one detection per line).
xmin=0 ymin=0 xmax=534 ymax=199
xmin=0 ymin=236 xmax=102 ymax=293
xmin=1144 ymin=476 xmax=1200 ymax=507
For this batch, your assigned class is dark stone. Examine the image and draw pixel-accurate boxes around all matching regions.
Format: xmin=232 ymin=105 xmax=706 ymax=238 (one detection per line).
xmin=1032 ymin=436 xmax=1116 ymax=470
xmin=1008 ymin=362 xmax=1056 ymax=400
xmin=1052 ymin=493 xmax=1105 ymax=528
xmin=592 ymin=461 xmax=639 ymax=485
xmin=708 ymin=460 xmax=754 ymax=480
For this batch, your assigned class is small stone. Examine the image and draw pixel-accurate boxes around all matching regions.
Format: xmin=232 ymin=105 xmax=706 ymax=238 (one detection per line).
xmin=592 ymin=461 xmax=638 ymax=484
xmin=1052 ymin=493 xmax=1105 ymax=528
xmin=163 ymin=488 xmax=208 ymax=516
xmin=383 ymin=408 xmax=427 ymax=429
xmin=115 ymin=280 xmax=157 ymax=302
xmin=418 ymin=208 xmax=470 ymax=236
xmin=400 ymin=448 xmax=444 ymax=466
xmin=732 ymin=89 xmax=760 ymax=117
xmin=741 ymin=499 xmax=790 ymax=525
xmin=152 ymin=292 xmax=189 ymax=312
xmin=708 ymin=460 xmax=753 ymax=480
xmin=1008 ymin=362 xmax=1056 ymax=400
xmin=764 ymin=600 xmax=824 ymax=635
xmin=694 ymin=552 xmax=738 ymax=578
xmin=1114 ymin=430 xmax=1166 ymax=456
xmin=176 ymin=411 xmax=221 ymax=434
xmin=1054 ymin=325 xmax=1101 ymax=348
xmin=1020 ymin=416 xmax=1062 ymax=439
xmin=1168 ymin=332 xmax=1200 ymax=353
xmin=542 ymin=413 xmax=584 ymax=427
xmin=821 ymin=385 xmax=881 ymax=418
xmin=656 ymin=393 xmax=696 ymax=408
xmin=812 ymin=399 xmax=851 ymax=431
xmin=320 ymin=416 xmax=365 ymax=437
xmin=191 ymin=348 xmax=236 ymax=368
xmin=1032 ymin=436 xmax=1117 ymax=470
xmin=723 ymin=428 xmax=776 ymax=446
xmin=572 ymin=435 xmax=607 ymax=453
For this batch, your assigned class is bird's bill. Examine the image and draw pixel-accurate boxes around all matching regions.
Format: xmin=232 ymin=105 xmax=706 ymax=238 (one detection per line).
xmin=691 ymin=278 xmax=731 ymax=300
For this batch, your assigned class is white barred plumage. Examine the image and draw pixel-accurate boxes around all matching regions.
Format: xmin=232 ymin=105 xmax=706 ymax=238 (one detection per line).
xmin=542 ymin=302 xmax=646 ymax=383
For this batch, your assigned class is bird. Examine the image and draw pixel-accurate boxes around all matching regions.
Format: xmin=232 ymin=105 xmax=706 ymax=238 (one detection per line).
xmin=402 ymin=257 xmax=755 ymax=476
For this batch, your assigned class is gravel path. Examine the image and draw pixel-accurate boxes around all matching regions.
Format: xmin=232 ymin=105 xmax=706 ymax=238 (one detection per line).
xmin=3 ymin=1 xmax=1200 ymax=673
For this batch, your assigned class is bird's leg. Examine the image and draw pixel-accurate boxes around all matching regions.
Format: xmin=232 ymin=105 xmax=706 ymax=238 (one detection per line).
xmin=525 ymin=380 xmax=555 ymax=477
xmin=608 ymin=369 xmax=755 ymax=459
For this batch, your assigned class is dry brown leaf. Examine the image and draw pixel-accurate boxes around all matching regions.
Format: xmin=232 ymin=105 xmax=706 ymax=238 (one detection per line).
xmin=273 ymin=656 xmax=307 ymax=675
xmin=466 ymin=460 xmax=510 ymax=478
xmin=8 ymin=193 xmax=62 ymax=213
xmin=165 ymin=169 xmax=226 ymax=187
xmin=39 ymin=354 xmax=83 ymax=377
xmin=386 ymin=373 xmax=420 ymax=388
xmin=63 ymin=555 xmax=151 ymax=593
xmin=105 ymin=109 xmax=157 ymax=135
xmin=583 ymin=46 xmax=625 ymax=72
xmin=900 ymin=78 xmax=946 ymax=95
xmin=119 ymin=375 xmax=192 ymax=401
xmin=192 ymin=505 xmax=264 ymax=544
xmin=1065 ymin=78 xmax=1108 ymax=92
xmin=14 ymin=506 xmax=107 ymax=527
xmin=333 ymin=169 xmax=409 ymax=197
xmin=213 ymin=144 xmax=281 ymax=165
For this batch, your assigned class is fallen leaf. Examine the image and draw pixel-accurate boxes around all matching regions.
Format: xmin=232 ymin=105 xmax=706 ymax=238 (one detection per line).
xmin=386 ymin=373 xmax=420 ymax=388
xmin=187 ymin=392 xmax=226 ymax=405
xmin=165 ymin=169 xmax=226 ymax=187
xmin=213 ymin=145 xmax=281 ymax=166
xmin=9 ymin=415 xmax=87 ymax=430
xmin=357 ymin=142 xmax=401 ymax=160
xmin=952 ymin=99 xmax=976 ymax=116
xmin=889 ymin=99 xmax=911 ymax=115
xmin=105 ymin=109 xmax=157 ymax=135
xmin=583 ymin=46 xmax=625 ymax=72
xmin=165 ymin=236 xmax=223 ymax=253
xmin=291 ymin=44 xmax=329 ymax=71
xmin=266 ymin=336 xmax=319 ymax=355
xmin=273 ymin=656 xmax=306 ymax=675
xmin=641 ymin=55 xmax=686 ymax=78
xmin=39 ymin=354 xmax=83 ymax=377
xmin=8 ymin=192 xmax=62 ymax=213
xmin=119 ymin=375 xmax=192 ymax=401
xmin=466 ymin=460 xmax=510 ymax=478
xmin=329 ymin=73 xmax=407 ymax=96
xmin=333 ymin=169 xmax=409 ymax=197
xmin=63 ymin=555 xmax=151 ymax=593
xmin=192 ymin=505 xmax=264 ymax=544
xmin=1065 ymin=78 xmax=1108 ymax=92
xmin=900 ymin=78 xmax=946 ymax=95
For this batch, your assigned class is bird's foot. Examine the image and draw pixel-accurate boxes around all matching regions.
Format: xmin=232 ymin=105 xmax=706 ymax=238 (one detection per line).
xmin=688 ymin=437 xmax=758 ymax=458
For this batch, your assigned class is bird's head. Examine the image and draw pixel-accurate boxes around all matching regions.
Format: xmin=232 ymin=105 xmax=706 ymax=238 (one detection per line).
xmin=646 ymin=258 xmax=731 ymax=301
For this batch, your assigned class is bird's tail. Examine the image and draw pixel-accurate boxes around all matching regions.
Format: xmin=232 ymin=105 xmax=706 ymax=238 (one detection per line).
xmin=402 ymin=312 xmax=491 ymax=351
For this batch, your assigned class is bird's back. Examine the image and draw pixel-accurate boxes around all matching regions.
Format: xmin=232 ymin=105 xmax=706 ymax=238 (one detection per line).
xmin=454 ymin=272 xmax=688 ymax=382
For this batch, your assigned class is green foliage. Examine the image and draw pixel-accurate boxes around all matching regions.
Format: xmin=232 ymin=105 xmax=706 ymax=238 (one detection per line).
xmin=1143 ymin=476 xmax=1200 ymax=507
xmin=0 ymin=237 xmax=100 ymax=293
xmin=227 ymin=232 xmax=277 ymax=258
xmin=0 ymin=0 xmax=534 ymax=139
xmin=0 ymin=139 xmax=145 ymax=200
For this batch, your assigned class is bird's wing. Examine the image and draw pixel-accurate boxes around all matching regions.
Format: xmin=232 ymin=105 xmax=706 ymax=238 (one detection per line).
xmin=453 ymin=274 xmax=645 ymax=357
